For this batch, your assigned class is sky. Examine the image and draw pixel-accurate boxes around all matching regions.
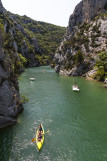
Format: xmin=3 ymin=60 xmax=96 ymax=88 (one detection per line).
xmin=2 ymin=0 xmax=81 ymax=27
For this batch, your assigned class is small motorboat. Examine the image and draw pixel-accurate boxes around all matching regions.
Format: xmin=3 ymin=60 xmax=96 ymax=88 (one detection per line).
xmin=72 ymin=86 xmax=79 ymax=91
xmin=30 ymin=78 xmax=35 ymax=81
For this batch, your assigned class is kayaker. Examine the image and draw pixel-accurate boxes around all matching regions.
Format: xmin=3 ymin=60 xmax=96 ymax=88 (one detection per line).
xmin=38 ymin=131 xmax=43 ymax=141
xmin=38 ymin=124 xmax=42 ymax=132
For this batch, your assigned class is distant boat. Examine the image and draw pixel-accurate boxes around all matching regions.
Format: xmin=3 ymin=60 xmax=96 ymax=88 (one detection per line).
xmin=72 ymin=86 xmax=79 ymax=91
xmin=30 ymin=78 xmax=35 ymax=81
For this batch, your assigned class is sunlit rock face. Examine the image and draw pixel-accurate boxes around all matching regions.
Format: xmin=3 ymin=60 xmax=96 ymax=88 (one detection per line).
xmin=0 ymin=0 xmax=23 ymax=128
xmin=67 ymin=0 xmax=107 ymax=35
xmin=83 ymin=0 xmax=106 ymax=22
xmin=55 ymin=0 xmax=107 ymax=79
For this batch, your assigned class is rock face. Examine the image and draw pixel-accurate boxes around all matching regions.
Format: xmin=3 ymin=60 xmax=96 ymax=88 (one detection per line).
xmin=104 ymin=78 xmax=107 ymax=84
xmin=0 ymin=0 xmax=23 ymax=128
xmin=83 ymin=0 xmax=106 ymax=22
xmin=0 ymin=44 xmax=23 ymax=128
xmin=55 ymin=0 xmax=107 ymax=82
xmin=0 ymin=0 xmax=5 ymax=14
xmin=67 ymin=0 xmax=107 ymax=35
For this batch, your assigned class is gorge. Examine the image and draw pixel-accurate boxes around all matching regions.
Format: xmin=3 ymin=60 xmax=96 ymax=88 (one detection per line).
xmin=0 ymin=0 xmax=107 ymax=128
xmin=0 ymin=0 xmax=65 ymax=128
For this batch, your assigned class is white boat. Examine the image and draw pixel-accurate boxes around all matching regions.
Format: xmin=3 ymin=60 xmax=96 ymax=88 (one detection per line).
xmin=30 ymin=78 xmax=35 ymax=81
xmin=72 ymin=86 xmax=79 ymax=91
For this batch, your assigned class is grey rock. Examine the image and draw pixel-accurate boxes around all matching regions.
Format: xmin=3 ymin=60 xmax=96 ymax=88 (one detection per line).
xmin=67 ymin=0 xmax=106 ymax=35
xmin=0 ymin=7 xmax=23 ymax=128
xmin=86 ymin=68 xmax=98 ymax=78
xmin=55 ymin=65 xmax=60 ymax=73
xmin=0 ymin=0 xmax=5 ymax=14
xmin=54 ymin=0 xmax=107 ymax=79
xmin=0 ymin=65 xmax=8 ymax=79
xmin=67 ymin=1 xmax=83 ymax=35
xmin=0 ymin=116 xmax=16 ymax=128
xmin=0 ymin=81 xmax=13 ymax=107
xmin=59 ymin=69 xmax=69 ymax=75
xmin=104 ymin=78 xmax=107 ymax=84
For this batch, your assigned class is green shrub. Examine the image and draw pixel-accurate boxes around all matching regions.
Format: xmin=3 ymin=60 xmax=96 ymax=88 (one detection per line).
xmin=95 ymin=52 xmax=107 ymax=81
xmin=20 ymin=95 xmax=29 ymax=104
xmin=19 ymin=54 xmax=27 ymax=66
xmin=74 ymin=50 xmax=84 ymax=65
xmin=35 ymin=54 xmax=50 ymax=65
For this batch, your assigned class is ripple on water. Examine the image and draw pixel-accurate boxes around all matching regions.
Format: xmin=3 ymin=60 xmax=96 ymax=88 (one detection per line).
xmin=1 ymin=67 xmax=107 ymax=161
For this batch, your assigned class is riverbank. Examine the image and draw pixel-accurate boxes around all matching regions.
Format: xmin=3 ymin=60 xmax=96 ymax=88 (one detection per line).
xmin=57 ymin=68 xmax=107 ymax=88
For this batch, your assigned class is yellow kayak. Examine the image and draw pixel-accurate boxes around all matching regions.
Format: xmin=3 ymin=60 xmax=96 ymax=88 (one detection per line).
xmin=36 ymin=124 xmax=44 ymax=150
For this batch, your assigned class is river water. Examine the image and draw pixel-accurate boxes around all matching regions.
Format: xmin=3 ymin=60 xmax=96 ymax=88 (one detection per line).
xmin=0 ymin=66 xmax=107 ymax=161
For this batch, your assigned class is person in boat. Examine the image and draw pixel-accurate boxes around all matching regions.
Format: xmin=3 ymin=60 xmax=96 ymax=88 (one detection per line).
xmin=74 ymin=82 xmax=77 ymax=87
xmin=38 ymin=124 xmax=42 ymax=132
xmin=38 ymin=130 xmax=43 ymax=141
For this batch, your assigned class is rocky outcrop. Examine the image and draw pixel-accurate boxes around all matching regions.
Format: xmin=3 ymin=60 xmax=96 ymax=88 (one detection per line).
xmin=0 ymin=45 xmax=23 ymax=128
xmin=55 ymin=0 xmax=107 ymax=82
xmin=104 ymin=78 xmax=107 ymax=84
xmin=0 ymin=0 xmax=5 ymax=14
xmin=83 ymin=0 xmax=106 ymax=22
xmin=67 ymin=0 xmax=107 ymax=35
xmin=0 ymin=0 xmax=23 ymax=128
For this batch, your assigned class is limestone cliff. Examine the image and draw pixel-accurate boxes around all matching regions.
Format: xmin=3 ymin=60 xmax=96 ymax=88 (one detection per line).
xmin=67 ymin=0 xmax=107 ymax=35
xmin=0 ymin=0 xmax=23 ymax=128
xmin=55 ymin=0 xmax=107 ymax=82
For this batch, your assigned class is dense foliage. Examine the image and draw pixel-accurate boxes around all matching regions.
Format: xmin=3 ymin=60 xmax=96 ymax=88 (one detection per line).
xmin=13 ymin=14 xmax=66 ymax=55
xmin=95 ymin=52 xmax=107 ymax=81
xmin=0 ymin=11 xmax=66 ymax=68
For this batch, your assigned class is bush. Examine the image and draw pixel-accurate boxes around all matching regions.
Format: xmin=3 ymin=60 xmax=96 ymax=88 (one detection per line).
xmin=95 ymin=52 xmax=107 ymax=81
xmin=20 ymin=95 xmax=29 ymax=104
xmin=19 ymin=54 xmax=27 ymax=66
xmin=74 ymin=50 xmax=84 ymax=65
xmin=35 ymin=54 xmax=50 ymax=65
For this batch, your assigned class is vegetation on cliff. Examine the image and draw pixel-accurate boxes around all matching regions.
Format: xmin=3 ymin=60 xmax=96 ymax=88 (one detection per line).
xmin=0 ymin=10 xmax=66 ymax=68
xmin=0 ymin=0 xmax=66 ymax=128
xmin=55 ymin=12 xmax=107 ymax=82
xmin=95 ymin=51 xmax=107 ymax=81
xmin=2 ymin=12 xmax=66 ymax=67
xmin=14 ymin=14 xmax=66 ymax=54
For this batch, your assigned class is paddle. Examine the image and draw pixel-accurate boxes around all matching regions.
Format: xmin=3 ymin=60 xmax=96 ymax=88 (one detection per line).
xmin=32 ymin=130 xmax=50 ymax=142
xmin=44 ymin=130 xmax=50 ymax=134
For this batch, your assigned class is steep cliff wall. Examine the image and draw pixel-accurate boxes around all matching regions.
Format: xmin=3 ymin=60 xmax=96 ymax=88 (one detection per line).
xmin=55 ymin=0 xmax=107 ymax=82
xmin=67 ymin=0 xmax=107 ymax=35
xmin=0 ymin=0 xmax=24 ymax=128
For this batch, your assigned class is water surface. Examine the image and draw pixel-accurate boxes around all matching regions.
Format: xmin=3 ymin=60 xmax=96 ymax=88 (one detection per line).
xmin=0 ymin=66 xmax=107 ymax=161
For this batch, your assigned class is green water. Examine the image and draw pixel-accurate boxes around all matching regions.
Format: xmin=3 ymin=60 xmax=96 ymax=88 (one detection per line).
xmin=0 ymin=66 xmax=107 ymax=161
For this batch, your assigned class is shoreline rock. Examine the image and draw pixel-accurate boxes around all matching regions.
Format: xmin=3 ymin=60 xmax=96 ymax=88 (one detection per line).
xmin=104 ymin=78 xmax=107 ymax=84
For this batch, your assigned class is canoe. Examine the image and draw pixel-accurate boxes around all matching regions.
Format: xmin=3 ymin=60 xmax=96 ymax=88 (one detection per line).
xmin=72 ymin=86 xmax=79 ymax=91
xmin=36 ymin=124 xmax=44 ymax=150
